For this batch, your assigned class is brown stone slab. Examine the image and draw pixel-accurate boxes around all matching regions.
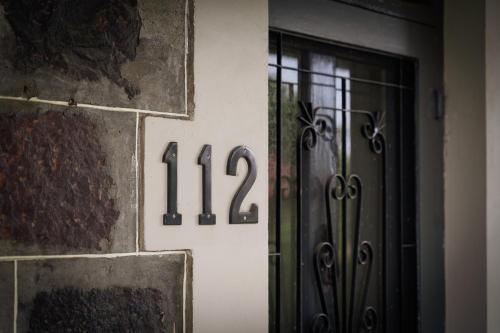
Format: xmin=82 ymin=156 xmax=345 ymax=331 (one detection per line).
xmin=0 ymin=0 xmax=194 ymax=117
xmin=17 ymin=254 xmax=190 ymax=333
xmin=0 ymin=101 xmax=136 ymax=255
xmin=0 ymin=261 xmax=14 ymax=333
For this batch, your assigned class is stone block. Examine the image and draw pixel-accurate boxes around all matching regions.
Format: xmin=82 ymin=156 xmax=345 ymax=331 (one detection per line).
xmin=16 ymin=253 xmax=191 ymax=332
xmin=0 ymin=261 xmax=14 ymax=333
xmin=0 ymin=0 xmax=194 ymax=117
xmin=0 ymin=101 xmax=136 ymax=255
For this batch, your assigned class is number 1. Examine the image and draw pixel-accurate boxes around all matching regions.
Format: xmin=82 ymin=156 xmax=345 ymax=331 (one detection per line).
xmin=163 ymin=142 xmax=182 ymax=225
xmin=198 ymin=144 xmax=216 ymax=225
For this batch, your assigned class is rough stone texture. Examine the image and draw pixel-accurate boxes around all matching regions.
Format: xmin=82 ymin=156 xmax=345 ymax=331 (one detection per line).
xmin=0 ymin=101 xmax=136 ymax=255
xmin=1 ymin=0 xmax=142 ymax=99
xmin=0 ymin=261 xmax=14 ymax=333
xmin=0 ymin=110 xmax=119 ymax=249
xmin=0 ymin=0 xmax=194 ymax=116
xmin=28 ymin=287 xmax=167 ymax=332
xmin=17 ymin=254 xmax=190 ymax=333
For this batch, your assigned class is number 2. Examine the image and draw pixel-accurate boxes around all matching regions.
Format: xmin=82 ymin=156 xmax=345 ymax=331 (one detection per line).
xmin=226 ymin=146 xmax=258 ymax=224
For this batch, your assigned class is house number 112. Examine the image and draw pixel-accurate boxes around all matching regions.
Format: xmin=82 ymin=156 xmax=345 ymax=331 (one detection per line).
xmin=162 ymin=142 xmax=258 ymax=225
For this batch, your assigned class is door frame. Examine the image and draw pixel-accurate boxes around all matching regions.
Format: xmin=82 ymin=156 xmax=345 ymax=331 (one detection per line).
xmin=269 ymin=1 xmax=444 ymax=332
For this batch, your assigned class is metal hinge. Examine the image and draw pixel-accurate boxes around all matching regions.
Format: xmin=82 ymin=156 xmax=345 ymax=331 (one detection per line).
xmin=434 ymin=88 xmax=445 ymax=120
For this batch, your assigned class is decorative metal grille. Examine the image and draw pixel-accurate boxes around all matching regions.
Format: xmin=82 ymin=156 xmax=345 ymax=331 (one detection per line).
xmin=298 ymin=101 xmax=383 ymax=333
xmin=268 ymin=31 xmax=418 ymax=333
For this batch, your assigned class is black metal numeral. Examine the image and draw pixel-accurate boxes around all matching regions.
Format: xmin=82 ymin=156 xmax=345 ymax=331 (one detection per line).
xmin=226 ymin=146 xmax=258 ymax=224
xmin=163 ymin=142 xmax=182 ymax=225
xmin=198 ymin=144 xmax=216 ymax=225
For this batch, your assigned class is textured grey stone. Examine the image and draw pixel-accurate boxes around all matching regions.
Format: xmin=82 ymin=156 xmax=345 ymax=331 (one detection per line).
xmin=0 ymin=0 xmax=194 ymax=117
xmin=17 ymin=254 xmax=190 ymax=333
xmin=0 ymin=101 xmax=136 ymax=255
xmin=0 ymin=261 xmax=14 ymax=333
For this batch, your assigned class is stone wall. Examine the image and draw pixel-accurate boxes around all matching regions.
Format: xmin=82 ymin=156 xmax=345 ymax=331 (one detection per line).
xmin=0 ymin=0 xmax=194 ymax=332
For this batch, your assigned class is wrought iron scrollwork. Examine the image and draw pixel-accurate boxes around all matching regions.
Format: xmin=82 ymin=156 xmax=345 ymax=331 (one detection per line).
xmin=303 ymin=103 xmax=386 ymax=155
xmin=299 ymin=101 xmax=384 ymax=333
xmin=329 ymin=174 xmax=377 ymax=333
xmin=299 ymin=102 xmax=319 ymax=150
xmin=327 ymin=174 xmax=377 ymax=332
xmin=362 ymin=306 xmax=378 ymax=333
xmin=330 ymin=174 xmax=347 ymax=201
xmin=313 ymin=242 xmax=340 ymax=333
xmin=353 ymin=241 xmax=375 ymax=333
xmin=323 ymin=172 xmax=378 ymax=333
xmin=362 ymin=111 xmax=385 ymax=155
xmin=299 ymin=102 xmax=336 ymax=150
xmin=312 ymin=313 xmax=331 ymax=333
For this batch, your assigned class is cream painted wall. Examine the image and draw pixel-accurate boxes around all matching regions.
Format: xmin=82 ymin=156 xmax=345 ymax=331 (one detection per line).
xmin=444 ymin=0 xmax=487 ymax=332
xmin=142 ymin=1 xmax=268 ymax=332
xmin=486 ymin=0 xmax=500 ymax=331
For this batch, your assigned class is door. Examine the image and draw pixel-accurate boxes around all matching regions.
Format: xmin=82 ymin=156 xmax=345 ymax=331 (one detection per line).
xmin=268 ymin=1 xmax=444 ymax=333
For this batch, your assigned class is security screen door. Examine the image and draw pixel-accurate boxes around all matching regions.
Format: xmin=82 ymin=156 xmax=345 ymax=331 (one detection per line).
xmin=268 ymin=32 xmax=417 ymax=333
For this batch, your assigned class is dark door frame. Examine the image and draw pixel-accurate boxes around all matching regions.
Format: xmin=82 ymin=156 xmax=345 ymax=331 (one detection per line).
xmin=269 ymin=1 xmax=444 ymax=332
